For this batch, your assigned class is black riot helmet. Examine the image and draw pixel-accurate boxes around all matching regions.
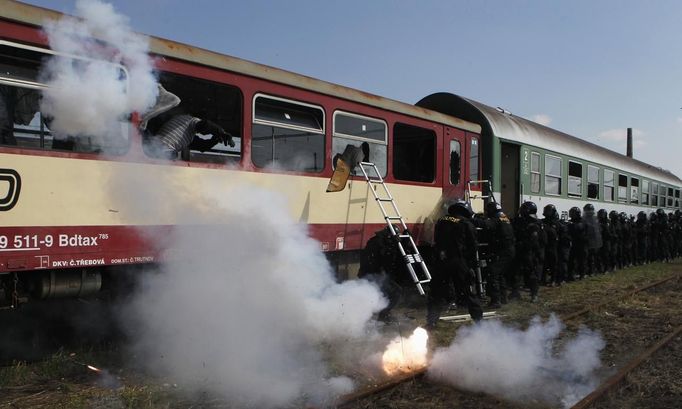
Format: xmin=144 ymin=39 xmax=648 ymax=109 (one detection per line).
xmin=609 ymin=210 xmax=619 ymax=221
xmin=542 ymin=204 xmax=557 ymax=219
xmin=656 ymin=208 xmax=666 ymax=217
xmin=448 ymin=200 xmax=474 ymax=219
xmin=619 ymin=212 xmax=628 ymax=222
xmin=485 ymin=201 xmax=503 ymax=218
xmin=637 ymin=211 xmax=647 ymax=221
xmin=583 ymin=203 xmax=595 ymax=212
xmin=597 ymin=209 xmax=608 ymax=221
xmin=519 ymin=201 xmax=538 ymax=218
xmin=569 ymin=206 xmax=581 ymax=220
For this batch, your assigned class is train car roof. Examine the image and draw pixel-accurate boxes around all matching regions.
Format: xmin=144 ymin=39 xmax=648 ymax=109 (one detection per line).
xmin=0 ymin=0 xmax=481 ymax=134
xmin=418 ymin=92 xmax=682 ymax=186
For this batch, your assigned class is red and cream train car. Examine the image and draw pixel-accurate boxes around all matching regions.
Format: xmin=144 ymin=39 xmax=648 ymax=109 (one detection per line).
xmin=0 ymin=0 xmax=481 ymax=307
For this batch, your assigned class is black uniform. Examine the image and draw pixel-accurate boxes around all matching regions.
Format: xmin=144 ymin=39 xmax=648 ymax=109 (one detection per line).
xmin=541 ymin=205 xmax=560 ymax=286
xmin=426 ymin=204 xmax=483 ymax=326
xmin=583 ymin=205 xmax=602 ymax=276
xmin=597 ymin=210 xmax=613 ymax=272
xmin=475 ymin=203 xmax=515 ymax=307
xmin=512 ymin=202 xmax=544 ymax=302
xmin=358 ymin=226 xmax=403 ymax=322
xmin=568 ymin=207 xmax=587 ymax=280
xmin=634 ymin=212 xmax=649 ymax=265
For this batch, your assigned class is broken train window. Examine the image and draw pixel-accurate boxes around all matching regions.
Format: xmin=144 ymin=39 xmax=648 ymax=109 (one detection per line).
xmin=332 ymin=111 xmax=387 ymax=177
xmin=142 ymin=72 xmax=242 ymax=163
xmin=251 ymin=94 xmax=324 ymax=172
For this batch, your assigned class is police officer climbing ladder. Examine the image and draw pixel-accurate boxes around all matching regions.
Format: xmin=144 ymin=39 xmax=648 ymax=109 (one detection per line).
xmin=358 ymin=161 xmax=432 ymax=295
xmin=465 ymin=179 xmax=495 ymax=297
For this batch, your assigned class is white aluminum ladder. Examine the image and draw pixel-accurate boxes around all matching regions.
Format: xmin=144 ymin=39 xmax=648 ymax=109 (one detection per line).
xmin=466 ymin=179 xmax=494 ymax=298
xmin=358 ymin=162 xmax=432 ymax=295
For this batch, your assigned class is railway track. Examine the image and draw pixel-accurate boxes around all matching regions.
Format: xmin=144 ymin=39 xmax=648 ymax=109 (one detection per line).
xmin=334 ymin=272 xmax=682 ymax=409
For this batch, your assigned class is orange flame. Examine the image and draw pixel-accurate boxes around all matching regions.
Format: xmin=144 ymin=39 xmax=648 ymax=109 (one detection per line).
xmin=381 ymin=327 xmax=429 ymax=376
xmin=86 ymin=365 xmax=102 ymax=373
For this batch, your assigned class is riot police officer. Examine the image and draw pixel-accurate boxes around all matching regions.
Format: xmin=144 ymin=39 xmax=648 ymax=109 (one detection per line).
xmin=474 ymin=202 xmax=515 ymax=308
xmin=358 ymin=225 xmax=403 ymax=322
xmin=609 ymin=210 xmax=622 ymax=268
xmin=568 ymin=207 xmax=587 ymax=280
xmin=426 ymin=201 xmax=483 ymax=328
xmin=541 ymin=204 xmax=560 ymax=286
xmin=597 ymin=209 xmax=613 ymax=272
xmin=583 ymin=204 xmax=602 ymax=276
xmin=634 ymin=211 xmax=649 ymax=265
xmin=512 ymin=201 xmax=544 ymax=302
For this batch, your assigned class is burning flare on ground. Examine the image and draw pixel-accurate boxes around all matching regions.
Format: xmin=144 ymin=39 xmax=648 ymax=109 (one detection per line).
xmin=381 ymin=327 xmax=429 ymax=376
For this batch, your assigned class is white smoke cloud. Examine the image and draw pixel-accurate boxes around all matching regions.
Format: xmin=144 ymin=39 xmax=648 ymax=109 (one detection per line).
xmin=428 ymin=315 xmax=605 ymax=408
xmin=119 ymin=176 xmax=386 ymax=408
xmin=39 ymin=0 xmax=157 ymax=140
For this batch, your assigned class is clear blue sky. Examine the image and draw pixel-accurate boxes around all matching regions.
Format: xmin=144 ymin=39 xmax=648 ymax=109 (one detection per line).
xmin=27 ymin=0 xmax=682 ymax=177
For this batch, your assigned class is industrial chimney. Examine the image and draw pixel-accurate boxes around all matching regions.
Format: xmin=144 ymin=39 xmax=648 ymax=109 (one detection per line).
xmin=626 ymin=128 xmax=633 ymax=158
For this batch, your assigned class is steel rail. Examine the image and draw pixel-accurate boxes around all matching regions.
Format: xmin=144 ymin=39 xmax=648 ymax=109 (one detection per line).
xmin=569 ymin=323 xmax=682 ymax=409
xmin=330 ymin=272 xmax=680 ymax=408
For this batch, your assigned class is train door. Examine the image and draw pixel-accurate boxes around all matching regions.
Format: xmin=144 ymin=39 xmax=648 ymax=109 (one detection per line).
xmin=442 ymin=126 xmax=465 ymax=200
xmin=500 ymin=142 xmax=520 ymax=216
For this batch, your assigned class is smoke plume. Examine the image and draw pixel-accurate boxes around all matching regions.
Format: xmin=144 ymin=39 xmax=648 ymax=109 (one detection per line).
xmin=39 ymin=0 xmax=157 ymax=141
xmin=428 ymin=315 xmax=605 ymax=408
xmin=119 ymin=178 xmax=386 ymax=408
xmin=39 ymin=1 xmax=388 ymax=407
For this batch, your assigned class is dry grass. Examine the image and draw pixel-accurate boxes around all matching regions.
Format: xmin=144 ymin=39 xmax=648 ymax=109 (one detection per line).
xmin=1 ymin=262 xmax=680 ymax=409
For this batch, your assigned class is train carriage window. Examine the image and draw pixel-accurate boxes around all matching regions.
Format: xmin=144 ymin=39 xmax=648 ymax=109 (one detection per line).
xmin=675 ymin=189 xmax=680 ymax=208
xmin=651 ymin=182 xmax=658 ymax=207
xmin=392 ymin=123 xmax=436 ymax=183
xmin=469 ymin=137 xmax=480 ymax=182
xmin=545 ymin=155 xmax=562 ymax=195
xmin=0 ymin=42 xmax=129 ymax=154
xmin=252 ymin=95 xmax=324 ymax=172
xmin=659 ymin=185 xmax=666 ymax=207
xmin=642 ymin=180 xmax=650 ymax=205
xmin=630 ymin=178 xmax=639 ymax=204
xmin=568 ymin=161 xmax=582 ymax=197
xmin=449 ymin=140 xmax=461 ymax=185
xmin=667 ymin=187 xmax=674 ymax=207
xmin=332 ymin=111 xmax=387 ymax=177
xmin=143 ymin=72 xmax=243 ymax=163
xmin=604 ymin=170 xmax=614 ymax=202
xmin=618 ymin=174 xmax=628 ymax=203
xmin=587 ymin=165 xmax=599 ymax=200
xmin=530 ymin=152 xmax=540 ymax=193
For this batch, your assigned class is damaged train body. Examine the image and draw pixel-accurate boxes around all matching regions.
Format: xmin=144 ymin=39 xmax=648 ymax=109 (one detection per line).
xmin=0 ymin=0 xmax=483 ymax=308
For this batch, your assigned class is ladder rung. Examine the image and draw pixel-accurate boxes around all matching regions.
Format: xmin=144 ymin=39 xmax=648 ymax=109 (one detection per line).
xmin=386 ymin=216 xmax=402 ymax=220
xmin=398 ymin=234 xmax=411 ymax=238
xmin=368 ymin=179 xmax=382 ymax=183
xmin=376 ymin=198 xmax=392 ymax=202
xmin=404 ymin=254 xmax=423 ymax=263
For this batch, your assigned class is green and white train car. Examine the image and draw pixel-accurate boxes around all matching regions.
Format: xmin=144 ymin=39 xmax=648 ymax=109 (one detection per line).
xmin=418 ymin=93 xmax=682 ymax=218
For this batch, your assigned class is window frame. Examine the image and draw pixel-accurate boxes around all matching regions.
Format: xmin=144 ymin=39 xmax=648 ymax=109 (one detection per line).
xmin=630 ymin=177 xmax=639 ymax=204
xmin=0 ymin=40 xmax=131 ymax=155
xmin=469 ymin=136 xmax=480 ymax=183
xmin=642 ymin=179 xmax=650 ymax=205
xmin=544 ymin=154 xmax=562 ymax=196
xmin=603 ymin=169 xmax=615 ymax=202
xmin=568 ymin=160 xmax=583 ymax=198
xmin=530 ymin=151 xmax=541 ymax=194
xmin=449 ymin=139 xmax=462 ymax=186
xmin=251 ymin=93 xmax=326 ymax=173
xmin=667 ymin=187 xmax=674 ymax=207
xmin=587 ymin=164 xmax=600 ymax=200
xmin=331 ymin=110 xmax=387 ymax=176
xmin=651 ymin=182 xmax=659 ymax=207
xmin=617 ymin=174 xmax=628 ymax=203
